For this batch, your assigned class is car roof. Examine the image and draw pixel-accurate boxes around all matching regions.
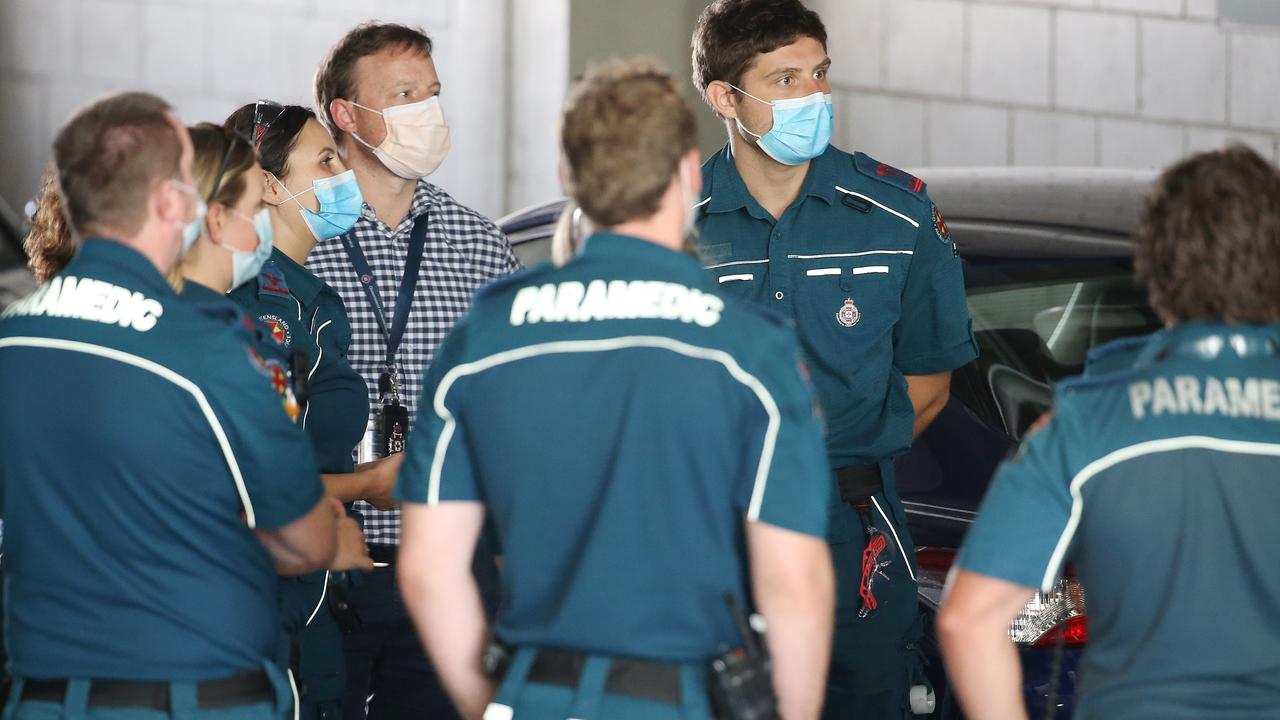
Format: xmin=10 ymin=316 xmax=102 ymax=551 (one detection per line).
xmin=917 ymin=167 xmax=1157 ymax=237
xmin=496 ymin=167 xmax=1159 ymax=258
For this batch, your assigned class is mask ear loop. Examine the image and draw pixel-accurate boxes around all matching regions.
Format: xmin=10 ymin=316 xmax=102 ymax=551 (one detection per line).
xmin=266 ymin=172 xmax=314 ymax=211
xmin=346 ymin=100 xmax=391 ymax=153
xmin=726 ymin=83 xmax=772 ymax=141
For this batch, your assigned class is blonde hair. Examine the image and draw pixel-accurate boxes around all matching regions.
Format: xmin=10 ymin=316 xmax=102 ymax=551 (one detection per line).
xmin=560 ymin=58 xmax=696 ymax=227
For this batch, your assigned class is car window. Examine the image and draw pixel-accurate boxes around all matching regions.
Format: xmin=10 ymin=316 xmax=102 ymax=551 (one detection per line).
xmin=511 ymin=234 xmax=551 ymax=268
xmin=956 ymin=267 xmax=1162 ymax=438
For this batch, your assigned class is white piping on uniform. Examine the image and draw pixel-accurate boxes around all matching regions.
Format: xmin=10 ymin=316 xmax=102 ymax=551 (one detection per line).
xmin=0 ymin=337 xmax=258 ymax=527
xmin=872 ymin=496 xmax=916 ymax=582
xmin=482 ymin=703 xmax=514 ymax=720
xmin=1042 ymin=436 xmax=1280 ymax=593
xmin=834 ymin=186 xmax=920 ymax=228
xmin=293 ymin=295 xmax=303 ymax=322
xmin=428 ymin=337 xmax=781 ymax=521
xmin=302 ymin=320 xmax=333 ymax=430
xmin=852 ymin=266 xmax=890 ymax=275
xmin=719 ymin=274 xmax=754 ymax=283
xmin=704 ymin=258 xmax=770 ymax=270
xmin=691 ymin=197 xmax=712 ymax=209
xmin=287 ymin=668 xmax=300 ymax=720
xmin=805 ymin=268 xmax=840 ymax=277
xmin=786 ymin=250 xmax=913 ymax=260
xmin=305 ymin=570 xmax=331 ymax=627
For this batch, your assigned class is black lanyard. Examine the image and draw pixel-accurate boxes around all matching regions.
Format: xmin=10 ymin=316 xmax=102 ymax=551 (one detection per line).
xmin=339 ymin=213 xmax=430 ymax=396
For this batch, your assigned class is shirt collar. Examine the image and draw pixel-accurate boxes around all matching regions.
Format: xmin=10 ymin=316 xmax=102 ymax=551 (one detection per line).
xmin=178 ymin=279 xmax=225 ymax=303
xmin=578 ymin=231 xmax=711 ymax=285
xmin=705 ymin=143 xmax=842 ymax=218
xmin=268 ymin=247 xmax=324 ymax=306
xmin=358 ymin=180 xmax=440 ymax=232
xmin=1142 ymin=321 xmax=1280 ymax=364
xmin=72 ymin=238 xmax=177 ymax=298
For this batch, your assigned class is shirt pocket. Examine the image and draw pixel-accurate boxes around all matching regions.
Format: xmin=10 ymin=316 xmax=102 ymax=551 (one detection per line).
xmin=793 ymin=257 xmax=903 ymax=344
xmin=706 ymin=259 xmax=770 ymax=301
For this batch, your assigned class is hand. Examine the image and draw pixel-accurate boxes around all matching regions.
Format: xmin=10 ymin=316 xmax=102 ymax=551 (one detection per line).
xmin=330 ymin=509 xmax=374 ymax=573
xmin=367 ymin=495 xmax=400 ymax=511
xmin=362 ymin=453 xmax=406 ymax=501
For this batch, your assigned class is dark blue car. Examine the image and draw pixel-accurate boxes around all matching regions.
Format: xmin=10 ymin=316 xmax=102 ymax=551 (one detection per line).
xmin=497 ymin=166 xmax=1163 ymax=718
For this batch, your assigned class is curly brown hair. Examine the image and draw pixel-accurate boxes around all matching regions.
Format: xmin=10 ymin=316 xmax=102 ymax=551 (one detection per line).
xmin=560 ymin=58 xmax=697 ymax=227
xmin=1136 ymin=144 xmax=1280 ymax=325
xmin=24 ymin=164 xmax=76 ymax=283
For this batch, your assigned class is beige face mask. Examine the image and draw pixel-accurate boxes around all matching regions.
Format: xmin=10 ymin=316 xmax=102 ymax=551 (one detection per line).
xmin=349 ymin=96 xmax=451 ymax=179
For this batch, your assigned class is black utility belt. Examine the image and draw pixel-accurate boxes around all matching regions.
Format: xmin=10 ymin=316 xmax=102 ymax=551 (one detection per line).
xmin=8 ymin=670 xmax=273 ymax=710
xmin=836 ymin=463 xmax=883 ymax=505
xmin=492 ymin=646 xmax=683 ymax=705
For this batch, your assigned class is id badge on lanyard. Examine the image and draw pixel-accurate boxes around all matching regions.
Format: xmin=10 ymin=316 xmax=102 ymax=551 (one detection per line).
xmin=342 ymin=213 xmax=430 ymax=459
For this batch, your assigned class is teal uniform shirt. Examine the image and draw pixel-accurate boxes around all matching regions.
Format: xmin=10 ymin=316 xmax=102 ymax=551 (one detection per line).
xmin=0 ymin=238 xmax=323 ymax=679
xmin=397 ymin=231 xmax=830 ymax=663
xmin=229 ymin=249 xmax=368 ymax=474
xmin=958 ymin=323 xmax=1280 ymax=719
xmin=696 ymin=144 xmax=977 ymax=468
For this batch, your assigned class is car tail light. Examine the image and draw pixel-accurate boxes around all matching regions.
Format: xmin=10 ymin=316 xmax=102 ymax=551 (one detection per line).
xmin=916 ymin=547 xmax=1088 ymax=647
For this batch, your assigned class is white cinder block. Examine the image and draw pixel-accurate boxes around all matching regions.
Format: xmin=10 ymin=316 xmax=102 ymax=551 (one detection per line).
xmin=1185 ymin=0 xmax=1219 ymax=19
xmin=812 ymin=0 xmax=881 ymax=88
xmin=928 ymin=102 xmax=1009 ymax=166
xmin=0 ymin=0 xmax=78 ymax=77
xmin=1099 ymin=118 xmax=1184 ymax=169
xmin=1230 ymin=32 xmax=1280 ymax=130
xmin=269 ymin=18 xmax=358 ymax=107
xmin=969 ymin=4 xmax=1051 ymax=106
xmin=143 ymin=4 xmax=206 ymax=91
xmin=845 ymin=92 xmax=928 ymax=167
xmin=209 ymin=18 xmax=278 ymax=97
xmin=47 ymin=80 xmax=123 ymax=132
xmin=374 ymin=0 xmax=453 ymax=29
xmin=0 ymin=79 xmax=48 ymax=211
xmin=1010 ymin=0 xmax=1093 ymax=6
xmin=1097 ymin=0 xmax=1183 ymax=15
xmin=79 ymin=0 xmax=142 ymax=83
xmin=1056 ymin=12 xmax=1138 ymax=114
xmin=1013 ymin=110 xmax=1096 ymax=166
xmin=884 ymin=0 xmax=964 ymax=98
xmin=1184 ymin=127 xmax=1277 ymax=159
xmin=1141 ymin=18 xmax=1226 ymax=123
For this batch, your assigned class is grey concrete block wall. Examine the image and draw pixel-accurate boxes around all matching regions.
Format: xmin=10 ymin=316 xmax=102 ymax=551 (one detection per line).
xmin=0 ymin=0 xmax=557 ymax=220
xmin=812 ymin=0 xmax=1280 ymax=171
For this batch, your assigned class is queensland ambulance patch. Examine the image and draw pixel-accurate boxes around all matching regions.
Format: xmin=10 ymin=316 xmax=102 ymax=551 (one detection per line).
xmin=837 ymin=298 xmax=861 ymax=327
xmin=259 ymin=314 xmax=291 ymax=346
xmin=932 ymin=204 xmax=951 ymax=244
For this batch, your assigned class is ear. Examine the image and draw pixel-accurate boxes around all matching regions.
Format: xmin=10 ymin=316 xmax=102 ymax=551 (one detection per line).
xmin=204 ymin=203 xmax=228 ymax=247
xmin=706 ymin=80 xmax=740 ymax=120
xmin=153 ymin=179 xmax=185 ymax=226
xmin=331 ymin=98 xmax=359 ymax=136
xmin=262 ymin=171 xmax=287 ymax=207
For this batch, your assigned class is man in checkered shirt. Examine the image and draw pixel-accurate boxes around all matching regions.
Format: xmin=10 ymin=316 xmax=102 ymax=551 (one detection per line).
xmin=308 ymin=22 xmax=519 ymax=720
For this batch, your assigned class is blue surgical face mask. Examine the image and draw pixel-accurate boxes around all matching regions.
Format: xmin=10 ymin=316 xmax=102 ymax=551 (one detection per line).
xmin=173 ymin=180 xmax=207 ymax=254
xmin=270 ymin=169 xmax=365 ymax=241
xmin=227 ymin=209 xmax=275 ymax=289
xmin=729 ymin=85 xmax=834 ymax=166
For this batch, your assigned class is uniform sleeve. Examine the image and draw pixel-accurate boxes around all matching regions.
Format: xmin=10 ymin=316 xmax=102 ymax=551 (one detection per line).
xmin=396 ymin=316 xmax=480 ymax=505
xmin=893 ymin=199 xmax=978 ymax=376
xmin=210 ymin=349 xmax=323 ymax=531
xmin=955 ymin=409 xmax=1078 ymax=592
xmin=739 ymin=331 xmax=830 ymax=538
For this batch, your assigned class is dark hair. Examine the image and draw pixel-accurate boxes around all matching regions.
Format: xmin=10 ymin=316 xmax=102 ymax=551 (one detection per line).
xmin=692 ymin=0 xmax=827 ymax=111
xmin=24 ymin=164 xmax=75 ymax=283
xmin=52 ymin=91 xmax=181 ymax=237
xmin=225 ymin=103 xmax=314 ymax=180
xmin=561 ymin=58 xmax=697 ymax=227
xmin=314 ymin=22 xmax=433 ymax=137
xmin=1136 ymin=144 xmax=1280 ymax=324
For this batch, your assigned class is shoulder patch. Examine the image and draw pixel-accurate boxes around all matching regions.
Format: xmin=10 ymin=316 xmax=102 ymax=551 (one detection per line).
xmin=258 ymin=260 xmax=291 ymax=299
xmin=853 ymin=152 xmax=926 ymax=196
xmin=931 ymin=204 xmax=951 ymax=244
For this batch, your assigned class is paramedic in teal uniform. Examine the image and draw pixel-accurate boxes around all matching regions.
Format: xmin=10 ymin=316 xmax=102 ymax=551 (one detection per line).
xmin=395 ymin=60 xmax=836 ymax=720
xmin=691 ymin=2 xmax=978 ymax=717
xmin=0 ymin=92 xmax=338 ymax=720
xmin=940 ymin=147 xmax=1280 ymax=720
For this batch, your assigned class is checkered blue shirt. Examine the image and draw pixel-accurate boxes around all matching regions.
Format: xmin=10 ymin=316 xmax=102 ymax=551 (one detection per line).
xmin=307 ymin=180 xmax=521 ymax=544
